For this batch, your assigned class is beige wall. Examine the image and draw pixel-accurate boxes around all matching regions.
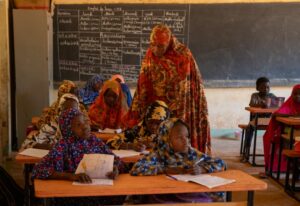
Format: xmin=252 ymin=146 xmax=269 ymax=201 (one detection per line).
xmin=0 ymin=0 xmax=9 ymax=161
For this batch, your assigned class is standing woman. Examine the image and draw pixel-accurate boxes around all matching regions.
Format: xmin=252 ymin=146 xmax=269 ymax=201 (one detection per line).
xmin=125 ymin=24 xmax=211 ymax=153
xmin=88 ymin=80 xmax=128 ymax=130
xmin=79 ymin=74 xmax=104 ymax=109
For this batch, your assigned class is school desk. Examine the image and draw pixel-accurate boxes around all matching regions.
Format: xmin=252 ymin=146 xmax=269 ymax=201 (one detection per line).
xmin=34 ymin=170 xmax=267 ymax=206
xmin=270 ymin=117 xmax=300 ymax=181
xmin=244 ymin=107 xmax=277 ymax=166
xmin=16 ymin=150 xmax=141 ymax=206
xmin=92 ymin=132 xmax=116 ymax=142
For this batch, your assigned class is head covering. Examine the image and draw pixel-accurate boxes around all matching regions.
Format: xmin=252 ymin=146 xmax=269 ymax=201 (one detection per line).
xmin=130 ymin=118 xmax=225 ymax=176
xmin=59 ymin=108 xmax=81 ymax=141
xmin=58 ymin=93 xmax=79 ymax=112
xmin=57 ymin=80 xmax=76 ymax=100
xmin=263 ymin=84 xmax=300 ymax=172
xmin=106 ymin=100 xmax=171 ymax=149
xmin=111 ymin=74 xmax=125 ymax=84
xmin=79 ymin=74 xmax=104 ymax=106
xmin=88 ymin=80 xmax=128 ymax=129
xmin=150 ymin=24 xmax=172 ymax=45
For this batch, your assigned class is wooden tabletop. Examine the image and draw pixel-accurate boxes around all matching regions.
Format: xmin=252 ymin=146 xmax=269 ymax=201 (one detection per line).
xmin=92 ymin=132 xmax=116 ymax=142
xmin=276 ymin=116 xmax=300 ymax=126
xmin=34 ymin=170 xmax=267 ymax=198
xmin=245 ymin=107 xmax=277 ymax=114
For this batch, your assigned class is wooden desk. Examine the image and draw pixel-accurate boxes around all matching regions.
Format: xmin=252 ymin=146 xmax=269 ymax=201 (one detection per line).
xmin=272 ymin=117 xmax=300 ymax=180
xmin=34 ymin=170 xmax=267 ymax=206
xmin=244 ymin=107 xmax=277 ymax=166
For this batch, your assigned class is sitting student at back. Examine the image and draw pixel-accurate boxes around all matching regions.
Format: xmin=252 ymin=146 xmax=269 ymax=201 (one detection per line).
xmin=241 ymin=77 xmax=277 ymax=162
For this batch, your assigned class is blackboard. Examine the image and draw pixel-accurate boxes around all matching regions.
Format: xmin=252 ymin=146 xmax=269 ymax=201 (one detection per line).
xmin=53 ymin=3 xmax=300 ymax=87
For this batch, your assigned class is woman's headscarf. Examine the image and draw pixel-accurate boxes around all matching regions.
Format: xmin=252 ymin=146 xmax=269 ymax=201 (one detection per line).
xmin=37 ymin=80 xmax=76 ymax=129
xmin=88 ymin=80 xmax=128 ymax=129
xmin=79 ymin=74 xmax=104 ymax=106
xmin=59 ymin=108 xmax=81 ymax=141
xmin=58 ymin=93 xmax=79 ymax=112
xmin=106 ymin=100 xmax=171 ymax=149
xmin=263 ymin=84 xmax=300 ymax=172
xmin=111 ymin=74 xmax=125 ymax=83
xmin=130 ymin=118 xmax=225 ymax=176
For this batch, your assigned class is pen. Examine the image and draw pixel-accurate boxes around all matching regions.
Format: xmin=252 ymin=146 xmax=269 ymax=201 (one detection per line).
xmin=165 ymin=173 xmax=177 ymax=180
xmin=194 ymin=157 xmax=204 ymax=166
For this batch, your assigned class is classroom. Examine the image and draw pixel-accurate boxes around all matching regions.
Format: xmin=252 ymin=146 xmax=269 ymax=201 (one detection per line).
xmin=0 ymin=0 xmax=300 ymax=205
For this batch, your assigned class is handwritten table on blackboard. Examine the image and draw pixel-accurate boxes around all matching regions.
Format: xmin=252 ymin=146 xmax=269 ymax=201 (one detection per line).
xmin=53 ymin=3 xmax=300 ymax=87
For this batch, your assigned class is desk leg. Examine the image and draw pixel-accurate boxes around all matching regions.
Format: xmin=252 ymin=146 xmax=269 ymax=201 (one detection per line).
xmin=284 ymin=157 xmax=291 ymax=191
xmin=276 ymin=136 xmax=283 ymax=181
xmin=247 ymin=191 xmax=254 ymax=206
xmin=226 ymin=191 xmax=232 ymax=202
xmin=24 ymin=164 xmax=31 ymax=206
xmin=252 ymin=114 xmax=258 ymax=166
xmin=43 ymin=198 xmax=51 ymax=206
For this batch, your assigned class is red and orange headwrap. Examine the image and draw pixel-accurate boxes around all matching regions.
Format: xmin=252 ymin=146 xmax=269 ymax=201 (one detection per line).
xmin=150 ymin=24 xmax=172 ymax=45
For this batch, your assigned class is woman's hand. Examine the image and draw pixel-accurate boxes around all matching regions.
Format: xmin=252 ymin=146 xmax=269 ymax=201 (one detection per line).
xmin=69 ymin=173 xmax=92 ymax=183
xmin=106 ymin=166 xmax=119 ymax=179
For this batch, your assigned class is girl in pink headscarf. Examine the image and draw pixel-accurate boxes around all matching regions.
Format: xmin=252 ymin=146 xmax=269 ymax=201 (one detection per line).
xmin=263 ymin=84 xmax=300 ymax=173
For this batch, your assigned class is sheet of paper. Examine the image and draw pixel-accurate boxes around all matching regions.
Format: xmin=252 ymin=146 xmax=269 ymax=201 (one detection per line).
xmin=75 ymin=154 xmax=114 ymax=179
xmin=72 ymin=179 xmax=113 ymax=186
xmin=112 ymin=149 xmax=141 ymax=158
xmin=19 ymin=148 xmax=49 ymax=158
xmin=171 ymin=174 xmax=236 ymax=189
xmin=98 ymin=128 xmax=122 ymax=134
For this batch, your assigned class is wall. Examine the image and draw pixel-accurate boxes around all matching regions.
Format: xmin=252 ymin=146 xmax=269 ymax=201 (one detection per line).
xmin=0 ymin=0 xmax=10 ymax=161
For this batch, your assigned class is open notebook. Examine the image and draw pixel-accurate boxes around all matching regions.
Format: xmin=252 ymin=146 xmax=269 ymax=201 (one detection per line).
xmin=98 ymin=128 xmax=122 ymax=134
xmin=74 ymin=154 xmax=114 ymax=186
xmin=169 ymin=174 xmax=235 ymax=189
xmin=19 ymin=148 xmax=49 ymax=158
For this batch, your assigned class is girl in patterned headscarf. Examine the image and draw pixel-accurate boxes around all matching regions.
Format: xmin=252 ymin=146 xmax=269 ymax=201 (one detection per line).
xmin=106 ymin=100 xmax=170 ymax=151
xmin=79 ymin=74 xmax=104 ymax=108
xmin=88 ymin=80 xmax=128 ymax=130
xmin=130 ymin=118 xmax=225 ymax=203
xmin=111 ymin=74 xmax=133 ymax=107
xmin=32 ymin=108 xmax=125 ymax=205
xmin=124 ymin=24 xmax=211 ymax=154
xmin=21 ymin=93 xmax=80 ymax=150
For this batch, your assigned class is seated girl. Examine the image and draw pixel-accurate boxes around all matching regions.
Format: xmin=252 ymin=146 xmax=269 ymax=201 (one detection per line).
xmin=79 ymin=74 xmax=104 ymax=109
xmin=21 ymin=89 xmax=83 ymax=150
xmin=263 ymin=84 xmax=300 ymax=174
xmin=106 ymin=100 xmax=170 ymax=151
xmin=88 ymin=80 xmax=128 ymax=130
xmin=111 ymin=74 xmax=133 ymax=107
xmin=130 ymin=118 xmax=226 ymax=203
xmin=242 ymin=77 xmax=277 ymax=162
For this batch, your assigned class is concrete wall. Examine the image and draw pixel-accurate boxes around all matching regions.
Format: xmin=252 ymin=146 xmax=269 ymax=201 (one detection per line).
xmin=0 ymin=0 xmax=10 ymax=161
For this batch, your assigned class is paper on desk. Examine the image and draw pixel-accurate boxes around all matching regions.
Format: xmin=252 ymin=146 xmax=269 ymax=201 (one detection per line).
xmin=19 ymin=148 xmax=49 ymax=158
xmin=72 ymin=179 xmax=113 ymax=186
xmin=171 ymin=174 xmax=236 ymax=189
xmin=112 ymin=149 xmax=150 ymax=158
xmin=75 ymin=154 xmax=114 ymax=179
xmin=98 ymin=128 xmax=122 ymax=134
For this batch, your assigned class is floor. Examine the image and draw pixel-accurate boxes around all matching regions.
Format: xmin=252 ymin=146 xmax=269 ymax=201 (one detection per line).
xmin=1 ymin=135 xmax=300 ymax=205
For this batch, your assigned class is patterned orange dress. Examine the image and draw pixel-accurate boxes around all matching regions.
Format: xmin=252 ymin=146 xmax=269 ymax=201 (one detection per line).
xmin=125 ymin=25 xmax=211 ymax=153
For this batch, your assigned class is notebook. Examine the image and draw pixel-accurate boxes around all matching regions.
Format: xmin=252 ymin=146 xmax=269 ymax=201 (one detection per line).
xmin=19 ymin=148 xmax=49 ymax=158
xmin=98 ymin=128 xmax=122 ymax=134
xmin=169 ymin=174 xmax=236 ymax=189
xmin=74 ymin=154 xmax=114 ymax=185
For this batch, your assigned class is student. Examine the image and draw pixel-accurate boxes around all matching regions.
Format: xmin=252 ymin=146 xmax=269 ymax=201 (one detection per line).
xmin=21 ymin=93 xmax=81 ymax=150
xmin=130 ymin=118 xmax=225 ymax=203
xmin=32 ymin=108 xmax=125 ymax=205
xmin=79 ymin=74 xmax=104 ymax=109
xmin=106 ymin=100 xmax=170 ymax=151
xmin=111 ymin=74 xmax=133 ymax=107
xmin=241 ymin=77 xmax=277 ymax=162
xmin=88 ymin=80 xmax=128 ymax=130
xmin=263 ymin=84 xmax=300 ymax=174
